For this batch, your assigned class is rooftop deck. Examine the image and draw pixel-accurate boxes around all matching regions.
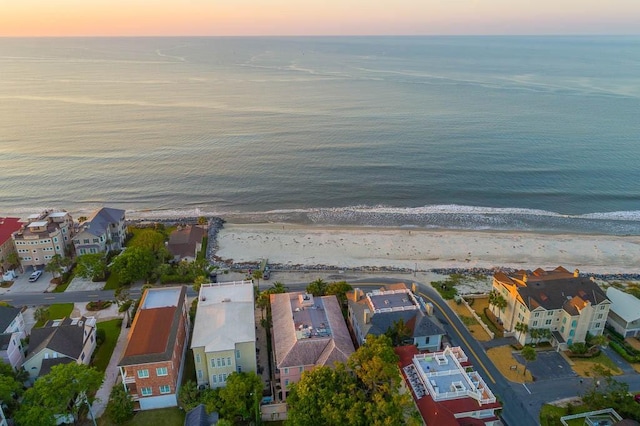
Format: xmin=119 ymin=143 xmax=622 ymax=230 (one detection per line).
xmin=291 ymin=293 xmax=332 ymax=339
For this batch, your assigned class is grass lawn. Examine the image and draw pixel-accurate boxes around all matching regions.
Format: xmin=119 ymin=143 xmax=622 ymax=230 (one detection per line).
xmin=486 ymin=345 xmax=533 ymax=383
xmin=181 ymin=349 xmax=196 ymax=387
xmin=91 ymin=319 xmax=122 ymax=373
xmin=540 ymin=403 xmax=591 ymax=426
xmin=103 ymin=270 xmax=121 ymax=290
xmin=98 ymin=407 xmax=185 ymax=426
xmin=35 ymin=303 xmax=74 ymax=327
xmin=447 ymin=301 xmax=492 ymax=342
xmin=53 ymin=280 xmax=71 ymax=293
xmin=570 ymin=352 xmax=622 ymax=377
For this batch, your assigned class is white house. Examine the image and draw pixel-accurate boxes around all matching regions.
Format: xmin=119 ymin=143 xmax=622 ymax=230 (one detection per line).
xmin=73 ymin=207 xmax=126 ymax=255
xmin=605 ymin=287 xmax=640 ymax=338
xmin=0 ymin=305 xmax=27 ymax=370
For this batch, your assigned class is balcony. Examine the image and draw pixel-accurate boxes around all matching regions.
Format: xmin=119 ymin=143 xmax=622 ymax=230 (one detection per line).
xmin=123 ymin=376 xmax=136 ymax=384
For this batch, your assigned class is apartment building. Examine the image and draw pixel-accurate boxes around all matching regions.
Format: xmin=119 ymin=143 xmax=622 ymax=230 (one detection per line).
xmin=12 ymin=211 xmax=73 ymax=269
xmin=119 ymin=286 xmax=189 ymax=410
xmin=73 ymin=207 xmax=126 ymax=255
xmin=492 ymin=266 xmax=610 ymax=349
xmin=191 ymin=281 xmax=257 ymax=389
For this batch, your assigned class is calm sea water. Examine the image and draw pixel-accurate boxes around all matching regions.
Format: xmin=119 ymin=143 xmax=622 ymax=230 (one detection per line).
xmin=1 ymin=36 xmax=639 ymax=234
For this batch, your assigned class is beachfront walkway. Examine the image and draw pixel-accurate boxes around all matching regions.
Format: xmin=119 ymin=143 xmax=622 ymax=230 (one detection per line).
xmin=92 ymin=318 xmax=130 ymax=419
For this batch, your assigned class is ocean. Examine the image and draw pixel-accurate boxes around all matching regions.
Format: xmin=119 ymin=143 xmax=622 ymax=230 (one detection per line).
xmin=1 ymin=36 xmax=639 ymax=234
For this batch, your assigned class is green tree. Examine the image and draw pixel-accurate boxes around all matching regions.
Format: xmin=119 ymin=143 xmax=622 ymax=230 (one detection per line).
xmin=348 ymin=335 xmax=401 ymax=396
xmin=581 ymin=365 xmax=640 ymax=420
xmin=15 ymin=363 xmax=103 ymax=426
xmin=179 ymin=380 xmax=201 ymax=411
xmin=488 ymin=290 xmax=507 ymax=321
xmin=269 ymin=281 xmax=288 ymax=294
xmin=521 ymin=346 xmax=537 ymax=377
xmin=385 ymin=318 xmax=413 ymax=347
xmin=77 ymin=216 xmax=88 ymax=223
xmin=252 ymin=270 xmax=263 ymax=288
xmin=589 ymin=334 xmax=609 ymax=349
xmin=197 ymin=216 xmax=208 ymax=226
xmin=515 ymin=321 xmax=529 ymax=342
xmin=0 ymin=368 xmax=24 ymax=416
xmin=306 ymin=278 xmax=327 ymax=297
xmin=326 ymin=281 xmax=353 ymax=306
xmin=44 ymin=254 xmax=65 ymax=279
xmin=193 ymin=275 xmax=209 ymax=293
xmin=110 ymin=247 xmax=157 ymax=285
xmin=6 ymin=251 xmax=22 ymax=272
xmin=106 ymin=385 xmax=134 ymax=424
xmin=75 ymin=253 xmax=108 ymax=281
xmin=218 ymin=372 xmax=263 ymax=423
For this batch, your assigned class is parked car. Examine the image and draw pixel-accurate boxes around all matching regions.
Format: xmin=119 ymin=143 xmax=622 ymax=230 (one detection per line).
xmin=28 ymin=270 xmax=43 ymax=282
xmin=263 ymin=270 xmax=271 ymax=280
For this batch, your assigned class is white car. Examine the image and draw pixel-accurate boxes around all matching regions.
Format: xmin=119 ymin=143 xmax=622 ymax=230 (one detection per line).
xmin=28 ymin=270 xmax=43 ymax=282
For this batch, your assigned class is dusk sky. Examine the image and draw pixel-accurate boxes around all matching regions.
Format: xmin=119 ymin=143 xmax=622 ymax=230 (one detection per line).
xmin=2 ymin=0 xmax=639 ymax=37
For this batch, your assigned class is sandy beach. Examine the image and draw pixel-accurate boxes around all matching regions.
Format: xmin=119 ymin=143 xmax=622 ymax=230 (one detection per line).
xmin=216 ymin=223 xmax=640 ymax=275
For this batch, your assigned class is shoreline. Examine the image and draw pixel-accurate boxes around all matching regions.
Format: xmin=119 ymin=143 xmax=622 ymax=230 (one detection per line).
xmin=213 ymin=222 xmax=640 ymax=276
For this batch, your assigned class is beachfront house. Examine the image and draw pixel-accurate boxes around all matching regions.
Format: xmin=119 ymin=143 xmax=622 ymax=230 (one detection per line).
xmin=118 ymin=286 xmax=190 ymax=410
xmin=191 ymin=281 xmax=257 ymax=389
xmin=270 ymin=292 xmax=355 ymax=401
xmin=396 ymin=345 xmax=502 ymax=425
xmin=11 ymin=210 xmax=74 ymax=269
xmin=605 ymin=287 xmax=640 ymax=338
xmin=166 ymin=225 xmax=206 ymax=262
xmin=0 ymin=305 xmax=27 ymax=370
xmin=23 ymin=316 xmax=96 ymax=381
xmin=492 ymin=266 xmax=610 ymax=349
xmin=73 ymin=207 xmax=126 ymax=255
xmin=347 ymin=283 xmax=444 ymax=351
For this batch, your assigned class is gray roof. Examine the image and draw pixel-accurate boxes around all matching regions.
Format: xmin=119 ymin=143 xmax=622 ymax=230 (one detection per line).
xmin=516 ymin=276 xmax=608 ymax=314
xmin=0 ymin=333 xmax=12 ymax=351
xmin=26 ymin=316 xmax=93 ymax=361
xmin=0 ymin=306 xmax=21 ymax=332
xmin=167 ymin=225 xmax=206 ymax=259
xmin=39 ymin=357 xmax=74 ymax=376
xmin=271 ymin=292 xmax=354 ymax=369
xmin=184 ymin=404 xmax=218 ymax=426
xmin=81 ymin=207 xmax=125 ymax=237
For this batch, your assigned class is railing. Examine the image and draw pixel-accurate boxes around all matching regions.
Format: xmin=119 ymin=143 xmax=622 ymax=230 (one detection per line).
xmin=123 ymin=376 xmax=135 ymax=384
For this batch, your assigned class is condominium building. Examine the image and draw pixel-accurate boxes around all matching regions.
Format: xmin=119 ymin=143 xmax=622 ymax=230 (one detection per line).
xmin=12 ymin=211 xmax=73 ymax=268
xmin=191 ymin=281 xmax=257 ymax=389
xmin=119 ymin=286 xmax=189 ymax=410
xmin=492 ymin=266 xmax=610 ymax=349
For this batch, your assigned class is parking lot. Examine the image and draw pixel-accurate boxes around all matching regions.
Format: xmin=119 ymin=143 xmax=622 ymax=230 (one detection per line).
xmin=513 ymin=350 xmax=576 ymax=381
xmin=0 ymin=267 xmax=54 ymax=294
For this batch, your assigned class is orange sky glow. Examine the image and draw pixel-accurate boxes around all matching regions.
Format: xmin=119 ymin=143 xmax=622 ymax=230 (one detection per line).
xmin=2 ymin=0 xmax=639 ymax=37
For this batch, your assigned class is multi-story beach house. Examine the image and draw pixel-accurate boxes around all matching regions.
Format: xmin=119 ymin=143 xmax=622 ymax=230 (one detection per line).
xmin=0 ymin=305 xmax=27 ymax=370
xmin=118 ymin=286 xmax=189 ymax=410
xmin=396 ymin=345 xmax=502 ymax=425
xmin=191 ymin=281 xmax=257 ymax=389
xmin=347 ymin=283 xmax=444 ymax=351
xmin=73 ymin=207 xmax=126 ymax=255
xmin=11 ymin=210 xmax=74 ymax=269
xmin=271 ymin=292 xmax=355 ymax=401
xmin=167 ymin=225 xmax=207 ymax=262
xmin=23 ymin=316 xmax=96 ymax=381
xmin=0 ymin=217 xmax=22 ymax=275
xmin=492 ymin=266 xmax=610 ymax=349
xmin=605 ymin=287 xmax=640 ymax=338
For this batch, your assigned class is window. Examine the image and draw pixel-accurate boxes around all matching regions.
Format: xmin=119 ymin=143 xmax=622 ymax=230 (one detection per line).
xmin=571 ymin=320 xmax=577 ymax=327
xmin=534 ymin=312 xmax=540 ymax=318
xmin=218 ymin=374 xmax=223 ymax=383
xmin=83 ymin=239 xmax=90 ymax=244
xmin=141 ymin=387 xmax=152 ymax=396
xmin=196 ymin=353 xmax=201 ymax=363
xmin=156 ymin=367 xmax=168 ymax=376
xmin=138 ymin=369 xmax=149 ymax=378
xmin=562 ymin=317 xmax=567 ymax=324
xmin=533 ymin=321 xmax=538 ymax=327
xmin=93 ymin=238 xmax=99 ymax=243
xmin=285 ymin=379 xmax=289 ymax=386
xmin=600 ymin=305 xmax=606 ymax=310
xmin=81 ymin=353 xmax=85 ymax=361
xmin=212 ymin=375 xmax=217 ymax=383
xmin=159 ymin=385 xmax=171 ymax=394
xmin=236 ymin=350 xmax=240 ymax=359
xmin=597 ymin=314 xmax=603 ymax=320
xmin=198 ymin=370 xmax=203 ymax=379
xmin=569 ymin=330 xmax=575 ymax=337
xmin=217 ymin=358 xmax=221 ymax=367
xmin=545 ymin=319 xmax=552 ymax=325
xmin=560 ymin=326 xmax=565 ymax=333
xmin=595 ymin=323 xmax=601 ymax=328
xmin=210 ymin=359 xmax=216 ymax=368
xmin=284 ymin=368 xmax=289 ymax=375
xmin=227 ymin=357 xmax=231 ymax=365
xmin=299 ymin=367 xmax=304 ymax=373
xmin=221 ymin=358 xmax=226 ymax=366
xmin=547 ymin=311 xmax=553 ymax=316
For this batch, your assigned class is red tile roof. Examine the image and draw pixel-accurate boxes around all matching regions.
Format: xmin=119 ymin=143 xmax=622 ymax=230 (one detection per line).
xmin=0 ymin=217 xmax=22 ymax=246
xmin=123 ymin=306 xmax=177 ymax=357
xmin=394 ymin=345 xmax=501 ymax=426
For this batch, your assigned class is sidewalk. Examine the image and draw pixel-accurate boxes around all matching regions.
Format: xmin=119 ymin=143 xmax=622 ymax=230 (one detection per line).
xmin=92 ymin=317 xmax=130 ymax=418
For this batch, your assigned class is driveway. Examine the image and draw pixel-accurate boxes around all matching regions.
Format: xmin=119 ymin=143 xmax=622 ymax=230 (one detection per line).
xmin=0 ymin=267 xmax=53 ymax=294
xmin=513 ymin=350 xmax=576 ymax=381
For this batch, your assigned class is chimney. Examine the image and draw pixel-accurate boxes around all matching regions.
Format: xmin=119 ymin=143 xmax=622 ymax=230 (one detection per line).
xmin=356 ymin=288 xmax=364 ymax=301
xmin=364 ymin=308 xmax=371 ymax=324
xmin=574 ymin=269 xmax=579 ymax=278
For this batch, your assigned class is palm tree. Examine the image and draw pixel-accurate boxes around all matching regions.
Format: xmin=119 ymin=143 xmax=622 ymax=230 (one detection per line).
xmin=44 ymin=254 xmax=64 ymax=279
xmin=521 ymin=346 xmax=537 ymax=377
xmin=529 ymin=328 xmax=541 ymax=345
xmin=270 ymin=281 xmax=288 ymax=294
xmin=489 ymin=290 xmax=507 ymax=321
xmin=515 ymin=322 xmax=529 ymax=343
xmin=539 ymin=328 xmax=552 ymax=343
xmin=252 ymin=270 xmax=263 ymax=288
xmin=6 ymin=252 xmax=22 ymax=273
xmin=306 ymin=278 xmax=327 ymax=296
xmin=589 ymin=334 xmax=608 ymax=349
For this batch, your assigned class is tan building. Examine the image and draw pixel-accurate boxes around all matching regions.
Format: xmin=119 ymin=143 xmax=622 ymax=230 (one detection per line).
xmin=191 ymin=281 xmax=257 ymax=389
xmin=0 ymin=217 xmax=22 ymax=274
xmin=492 ymin=266 xmax=610 ymax=349
xmin=12 ymin=211 xmax=74 ymax=268
xmin=119 ymin=286 xmax=190 ymax=411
